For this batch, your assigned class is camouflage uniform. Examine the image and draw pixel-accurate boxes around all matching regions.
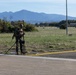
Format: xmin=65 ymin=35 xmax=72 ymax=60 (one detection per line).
xmin=12 ymin=27 xmax=25 ymax=55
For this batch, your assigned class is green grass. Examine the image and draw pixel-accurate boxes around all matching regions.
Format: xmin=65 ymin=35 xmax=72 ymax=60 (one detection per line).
xmin=0 ymin=27 xmax=76 ymax=53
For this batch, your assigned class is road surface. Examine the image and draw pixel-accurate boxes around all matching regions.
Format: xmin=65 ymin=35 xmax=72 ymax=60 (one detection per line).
xmin=0 ymin=54 xmax=76 ymax=75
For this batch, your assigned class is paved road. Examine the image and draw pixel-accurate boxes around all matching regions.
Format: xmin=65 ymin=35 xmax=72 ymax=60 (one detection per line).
xmin=0 ymin=55 xmax=76 ymax=75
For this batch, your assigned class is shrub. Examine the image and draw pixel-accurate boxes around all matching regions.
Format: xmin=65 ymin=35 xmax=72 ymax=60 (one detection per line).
xmin=59 ymin=24 xmax=66 ymax=29
xmin=8 ymin=26 xmax=14 ymax=33
xmin=25 ymin=24 xmax=38 ymax=32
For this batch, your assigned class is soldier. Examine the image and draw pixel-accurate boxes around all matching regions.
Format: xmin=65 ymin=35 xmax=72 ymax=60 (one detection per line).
xmin=12 ymin=24 xmax=25 ymax=55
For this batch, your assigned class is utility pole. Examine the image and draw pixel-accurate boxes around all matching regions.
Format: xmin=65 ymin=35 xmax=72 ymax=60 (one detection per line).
xmin=66 ymin=0 xmax=68 ymax=35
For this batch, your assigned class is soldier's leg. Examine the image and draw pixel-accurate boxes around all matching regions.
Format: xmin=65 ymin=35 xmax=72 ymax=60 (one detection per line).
xmin=16 ymin=39 xmax=19 ymax=55
xmin=19 ymin=40 xmax=23 ymax=54
xmin=20 ymin=40 xmax=26 ymax=55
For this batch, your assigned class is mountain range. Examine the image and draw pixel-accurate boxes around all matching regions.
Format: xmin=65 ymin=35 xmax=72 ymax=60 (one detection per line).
xmin=0 ymin=9 xmax=76 ymax=24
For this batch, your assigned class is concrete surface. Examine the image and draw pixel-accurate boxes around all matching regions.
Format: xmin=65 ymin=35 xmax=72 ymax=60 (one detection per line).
xmin=0 ymin=54 xmax=76 ymax=75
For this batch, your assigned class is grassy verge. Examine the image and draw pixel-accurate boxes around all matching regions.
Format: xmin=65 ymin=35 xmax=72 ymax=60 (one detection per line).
xmin=0 ymin=27 xmax=76 ymax=53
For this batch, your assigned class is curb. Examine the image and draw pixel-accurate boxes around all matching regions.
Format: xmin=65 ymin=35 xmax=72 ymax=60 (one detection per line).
xmin=27 ymin=50 xmax=76 ymax=56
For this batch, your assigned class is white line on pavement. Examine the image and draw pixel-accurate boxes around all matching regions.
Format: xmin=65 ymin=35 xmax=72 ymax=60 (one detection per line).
xmin=1 ymin=54 xmax=76 ymax=62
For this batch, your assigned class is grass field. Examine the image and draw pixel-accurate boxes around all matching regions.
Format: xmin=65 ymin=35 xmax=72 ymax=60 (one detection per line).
xmin=0 ymin=27 xmax=76 ymax=54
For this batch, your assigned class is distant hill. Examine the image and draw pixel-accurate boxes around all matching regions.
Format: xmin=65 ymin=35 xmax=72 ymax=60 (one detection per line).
xmin=0 ymin=9 xmax=76 ymax=23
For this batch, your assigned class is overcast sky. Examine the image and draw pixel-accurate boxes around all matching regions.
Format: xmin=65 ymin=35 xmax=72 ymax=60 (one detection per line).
xmin=0 ymin=0 xmax=76 ymax=17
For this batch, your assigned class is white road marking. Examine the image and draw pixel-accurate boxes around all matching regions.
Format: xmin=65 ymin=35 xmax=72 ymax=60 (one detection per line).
xmin=0 ymin=54 xmax=76 ymax=62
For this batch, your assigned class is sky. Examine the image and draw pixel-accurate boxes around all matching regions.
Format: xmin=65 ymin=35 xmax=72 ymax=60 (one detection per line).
xmin=0 ymin=0 xmax=76 ymax=17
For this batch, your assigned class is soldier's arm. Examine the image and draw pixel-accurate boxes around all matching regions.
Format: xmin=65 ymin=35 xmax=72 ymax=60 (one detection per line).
xmin=12 ymin=34 xmax=14 ymax=39
xmin=12 ymin=32 xmax=15 ymax=39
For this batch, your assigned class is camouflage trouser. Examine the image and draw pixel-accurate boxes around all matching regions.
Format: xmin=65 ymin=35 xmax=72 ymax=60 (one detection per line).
xmin=15 ymin=38 xmax=23 ymax=55
xmin=19 ymin=39 xmax=23 ymax=54
xmin=15 ymin=38 xmax=19 ymax=55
